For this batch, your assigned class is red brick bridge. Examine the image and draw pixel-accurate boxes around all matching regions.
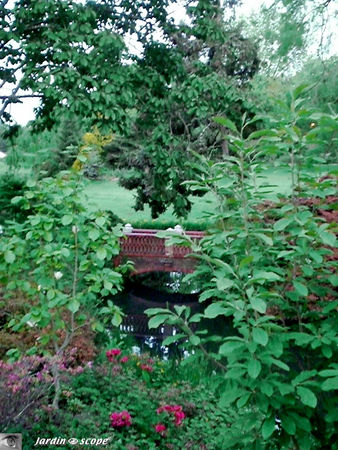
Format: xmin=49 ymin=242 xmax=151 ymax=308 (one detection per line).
xmin=115 ymin=228 xmax=204 ymax=275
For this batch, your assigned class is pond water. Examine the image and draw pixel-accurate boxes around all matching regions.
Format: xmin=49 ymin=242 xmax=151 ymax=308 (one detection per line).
xmin=113 ymin=272 xmax=233 ymax=358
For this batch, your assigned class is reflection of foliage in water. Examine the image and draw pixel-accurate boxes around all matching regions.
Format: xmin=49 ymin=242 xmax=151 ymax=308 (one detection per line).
xmin=136 ymin=272 xmax=199 ymax=295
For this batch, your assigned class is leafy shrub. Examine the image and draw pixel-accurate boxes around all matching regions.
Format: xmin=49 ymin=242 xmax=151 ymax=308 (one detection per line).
xmin=146 ymin=89 xmax=338 ymax=448
xmin=0 ymin=172 xmax=30 ymax=225
xmin=4 ymin=350 xmax=234 ymax=449
xmin=0 ymin=171 xmax=126 ymax=407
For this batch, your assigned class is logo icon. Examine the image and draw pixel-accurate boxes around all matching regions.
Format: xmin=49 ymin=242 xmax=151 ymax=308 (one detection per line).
xmin=0 ymin=433 xmax=22 ymax=450
xmin=68 ymin=438 xmax=79 ymax=445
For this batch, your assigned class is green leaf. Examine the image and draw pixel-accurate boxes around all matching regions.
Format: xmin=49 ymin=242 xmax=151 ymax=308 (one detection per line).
xmin=250 ymin=298 xmax=267 ymax=314
xmin=319 ymin=231 xmax=336 ymax=247
xmin=248 ymin=359 xmax=261 ymax=379
xmin=219 ymin=389 xmax=242 ymax=407
xmin=219 ymin=341 xmax=244 ymax=356
xmin=189 ymin=335 xmax=201 ymax=346
xmin=96 ymin=247 xmax=107 ymax=260
xmin=260 ymin=381 xmax=273 ymax=397
xmin=252 ymin=328 xmax=268 ymax=346
xmin=89 ymin=228 xmax=100 ymax=241
xmin=68 ymin=299 xmax=80 ymax=314
xmin=216 ymin=277 xmax=234 ymax=291
xmin=262 ymin=416 xmax=276 ymax=439
xmin=270 ymin=358 xmax=290 ymax=371
xmin=213 ymin=116 xmax=238 ymax=133
xmin=252 ymin=270 xmax=281 ymax=282
xmin=282 ymin=415 xmax=296 ymax=435
xmin=148 ymin=314 xmax=171 ymax=329
xmin=293 ymin=281 xmax=308 ymax=297
xmin=254 ymin=233 xmax=273 ymax=246
xmin=239 ymin=255 xmax=254 ymax=269
xmin=274 ymin=217 xmax=293 ymax=231
xmin=61 ymin=215 xmax=73 ymax=226
xmin=47 ymin=289 xmax=55 ymax=301
xmin=162 ymin=334 xmax=186 ymax=346
xmin=95 ymin=216 xmax=106 ymax=227
xmin=204 ymin=303 xmax=228 ymax=319
xmin=297 ymin=386 xmax=317 ymax=408
xmin=322 ymin=377 xmax=338 ymax=391
xmin=5 ymin=250 xmax=15 ymax=264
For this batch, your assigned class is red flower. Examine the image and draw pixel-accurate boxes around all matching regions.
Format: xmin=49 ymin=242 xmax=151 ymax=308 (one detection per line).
xmin=156 ymin=404 xmax=185 ymax=426
xmin=120 ymin=356 xmax=129 ymax=363
xmin=174 ymin=410 xmax=185 ymax=426
xmin=140 ymin=364 xmax=153 ymax=372
xmin=110 ymin=410 xmax=132 ymax=428
xmin=155 ymin=423 xmax=167 ymax=436
xmin=106 ymin=349 xmax=121 ymax=362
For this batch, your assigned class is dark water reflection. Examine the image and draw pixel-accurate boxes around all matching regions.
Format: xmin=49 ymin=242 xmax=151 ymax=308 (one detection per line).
xmin=112 ymin=272 xmax=233 ymax=358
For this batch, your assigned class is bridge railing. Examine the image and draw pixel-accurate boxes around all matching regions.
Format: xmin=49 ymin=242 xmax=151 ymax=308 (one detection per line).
xmin=120 ymin=229 xmax=204 ymax=259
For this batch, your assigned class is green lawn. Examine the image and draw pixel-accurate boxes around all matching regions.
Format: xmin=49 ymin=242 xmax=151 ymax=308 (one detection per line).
xmin=83 ymin=167 xmax=293 ymax=225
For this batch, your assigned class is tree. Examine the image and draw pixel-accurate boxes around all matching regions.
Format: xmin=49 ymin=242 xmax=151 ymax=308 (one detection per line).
xmin=1 ymin=0 xmax=260 ymax=217
xmin=106 ymin=0 xmax=260 ymax=217
xmin=245 ymin=0 xmax=337 ymax=76
xmin=0 ymin=0 xmax=170 ymax=130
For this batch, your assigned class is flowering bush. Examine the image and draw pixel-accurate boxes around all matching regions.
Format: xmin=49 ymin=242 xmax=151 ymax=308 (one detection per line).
xmin=157 ymin=404 xmax=185 ymax=426
xmin=106 ymin=348 xmax=121 ymax=362
xmin=110 ymin=410 xmax=132 ymax=428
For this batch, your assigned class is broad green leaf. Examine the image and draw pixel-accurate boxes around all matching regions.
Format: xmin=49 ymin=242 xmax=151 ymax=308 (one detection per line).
xmin=262 ymin=416 xmax=276 ymax=439
xmin=61 ymin=215 xmax=73 ymax=226
xmin=297 ymin=386 xmax=317 ymax=408
xmin=162 ymin=334 xmax=186 ymax=346
xmin=89 ymin=228 xmax=100 ymax=241
xmin=270 ymin=358 xmax=290 ymax=371
xmin=199 ymin=289 xmax=219 ymax=302
xmin=248 ymin=359 xmax=261 ymax=379
xmin=204 ymin=303 xmax=228 ymax=319
xmin=252 ymin=328 xmax=268 ymax=346
xmin=282 ymin=415 xmax=296 ymax=435
xmin=250 ymin=298 xmax=267 ymax=314
xmin=47 ymin=289 xmax=55 ymax=300
xmin=219 ymin=389 xmax=242 ymax=407
xmin=96 ymin=247 xmax=107 ymax=260
xmin=319 ymin=231 xmax=336 ymax=247
xmin=189 ymin=335 xmax=201 ymax=346
xmin=254 ymin=233 xmax=273 ymax=246
xmin=239 ymin=255 xmax=254 ymax=269
xmin=322 ymin=376 xmax=338 ymax=391
xmin=260 ymin=381 xmax=273 ymax=397
xmin=293 ymin=281 xmax=308 ymax=297
xmin=95 ymin=216 xmax=106 ymax=227
xmin=219 ymin=341 xmax=244 ymax=356
xmin=213 ymin=116 xmax=238 ymax=133
xmin=68 ymin=299 xmax=80 ymax=314
xmin=274 ymin=217 xmax=293 ymax=231
xmin=5 ymin=250 xmax=15 ymax=264
xmin=318 ymin=369 xmax=338 ymax=377
xmin=148 ymin=314 xmax=171 ymax=329
xmin=216 ymin=277 xmax=234 ymax=291
xmin=252 ymin=270 xmax=281 ymax=282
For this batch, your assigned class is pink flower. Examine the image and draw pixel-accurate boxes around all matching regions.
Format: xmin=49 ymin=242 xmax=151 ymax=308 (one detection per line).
xmin=120 ymin=356 xmax=129 ymax=363
xmin=157 ymin=404 xmax=185 ymax=427
xmin=140 ymin=364 xmax=153 ymax=372
xmin=110 ymin=410 xmax=132 ymax=428
xmin=174 ymin=410 xmax=185 ymax=426
xmin=106 ymin=349 xmax=121 ymax=362
xmin=155 ymin=423 xmax=167 ymax=436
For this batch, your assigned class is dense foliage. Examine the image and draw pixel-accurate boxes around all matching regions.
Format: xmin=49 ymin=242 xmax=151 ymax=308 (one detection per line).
xmin=147 ymin=88 xmax=338 ymax=448
xmin=0 ymin=172 xmax=127 ymax=406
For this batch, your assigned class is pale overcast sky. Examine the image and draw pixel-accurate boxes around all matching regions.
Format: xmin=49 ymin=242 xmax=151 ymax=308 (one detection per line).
xmin=2 ymin=0 xmax=336 ymax=125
